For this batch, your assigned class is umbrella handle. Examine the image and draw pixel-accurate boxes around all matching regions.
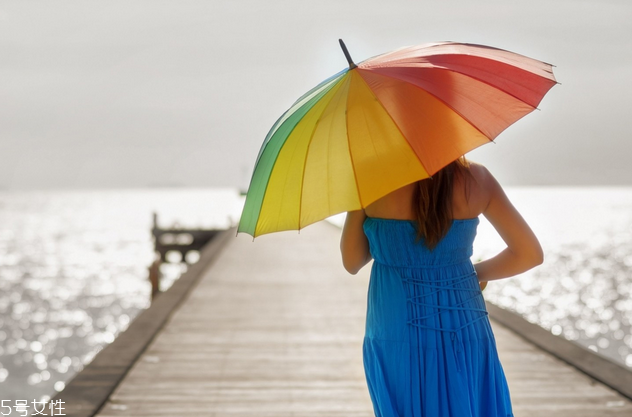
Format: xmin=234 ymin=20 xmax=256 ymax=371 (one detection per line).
xmin=339 ymin=39 xmax=357 ymax=70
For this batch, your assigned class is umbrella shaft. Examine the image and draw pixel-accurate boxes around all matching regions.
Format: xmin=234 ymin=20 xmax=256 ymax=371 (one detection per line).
xmin=339 ymin=39 xmax=357 ymax=69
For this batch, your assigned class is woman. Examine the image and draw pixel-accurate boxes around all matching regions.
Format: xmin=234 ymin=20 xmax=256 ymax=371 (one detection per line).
xmin=340 ymin=157 xmax=543 ymax=417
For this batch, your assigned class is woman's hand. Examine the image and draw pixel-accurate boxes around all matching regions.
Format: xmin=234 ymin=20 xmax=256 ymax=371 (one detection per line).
xmin=340 ymin=210 xmax=372 ymax=274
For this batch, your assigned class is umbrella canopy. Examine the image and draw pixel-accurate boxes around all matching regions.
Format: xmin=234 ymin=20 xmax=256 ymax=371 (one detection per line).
xmin=239 ymin=40 xmax=557 ymax=237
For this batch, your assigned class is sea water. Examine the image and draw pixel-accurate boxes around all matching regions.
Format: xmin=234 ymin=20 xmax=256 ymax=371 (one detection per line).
xmin=475 ymin=187 xmax=632 ymax=370
xmin=0 ymin=188 xmax=242 ymax=402
xmin=0 ymin=187 xmax=631 ymax=402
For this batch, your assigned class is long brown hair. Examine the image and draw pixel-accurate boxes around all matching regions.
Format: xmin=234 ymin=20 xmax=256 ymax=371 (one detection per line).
xmin=412 ymin=156 xmax=473 ymax=250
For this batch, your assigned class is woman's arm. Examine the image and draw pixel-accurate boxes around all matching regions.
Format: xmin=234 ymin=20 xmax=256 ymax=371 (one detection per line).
xmin=474 ymin=167 xmax=544 ymax=282
xmin=340 ymin=210 xmax=372 ymax=275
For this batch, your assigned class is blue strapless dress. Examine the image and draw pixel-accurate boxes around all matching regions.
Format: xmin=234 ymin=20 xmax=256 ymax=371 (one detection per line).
xmin=362 ymin=217 xmax=514 ymax=417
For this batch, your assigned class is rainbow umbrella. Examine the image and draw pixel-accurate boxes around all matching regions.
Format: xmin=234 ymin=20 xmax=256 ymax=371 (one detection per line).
xmin=239 ymin=40 xmax=557 ymax=237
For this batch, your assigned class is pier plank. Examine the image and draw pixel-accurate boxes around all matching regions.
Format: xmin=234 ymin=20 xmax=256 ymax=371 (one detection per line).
xmin=93 ymin=222 xmax=632 ymax=417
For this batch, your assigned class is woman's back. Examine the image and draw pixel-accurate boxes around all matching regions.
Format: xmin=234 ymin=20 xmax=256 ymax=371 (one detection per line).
xmin=364 ymin=162 xmax=490 ymax=222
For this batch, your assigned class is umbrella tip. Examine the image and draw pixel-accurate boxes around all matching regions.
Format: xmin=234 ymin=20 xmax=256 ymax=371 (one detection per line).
xmin=339 ymin=39 xmax=357 ymax=70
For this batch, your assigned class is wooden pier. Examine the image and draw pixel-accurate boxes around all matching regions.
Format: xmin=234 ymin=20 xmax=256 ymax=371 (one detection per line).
xmin=54 ymin=221 xmax=632 ymax=416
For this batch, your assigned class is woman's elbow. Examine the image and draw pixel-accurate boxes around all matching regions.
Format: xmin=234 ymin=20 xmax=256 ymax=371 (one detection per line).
xmin=527 ymin=244 xmax=544 ymax=268
xmin=341 ymin=251 xmax=371 ymax=275
xmin=511 ymin=244 xmax=544 ymax=271
xmin=342 ymin=258 xmax=362 ymax=275
xmin=534 ymin=248 xmax=544 ymax=267
xmin=343 ymin=263 xmax=360 ymax=275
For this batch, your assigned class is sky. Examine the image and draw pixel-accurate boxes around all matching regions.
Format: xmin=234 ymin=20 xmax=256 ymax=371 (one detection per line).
xmin=1 ymin=0 xmax=631 ymax=190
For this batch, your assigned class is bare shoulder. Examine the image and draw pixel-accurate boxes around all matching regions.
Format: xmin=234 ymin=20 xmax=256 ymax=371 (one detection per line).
xmin=451 ymin=160 xmax=494 ymax=217
xmin=467 ymin=161 xmax=527 ymax=238
xmin=465 ymin=161 xmax=500 ymax=209
xmin=466 ymin=161 xmax=493 ymax=188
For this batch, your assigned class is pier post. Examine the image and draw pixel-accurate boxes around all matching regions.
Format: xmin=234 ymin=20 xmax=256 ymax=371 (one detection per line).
xmin=148 ymin=258 xmax=161 ymax=301
xmin=149 ymin=212 xmax=162 ymax=302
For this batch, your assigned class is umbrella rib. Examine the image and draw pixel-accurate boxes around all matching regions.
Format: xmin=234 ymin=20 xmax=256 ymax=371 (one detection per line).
xmin=243 ymin=76 xmax=344 ymax=237
xmin=436 ymin=63 xmax=548 ymax=110
xmin=297 ymin=75 xmax=350 ymax=230
xmin=373 ymin=61 xmax=549 ymax=111
xmin=364 ymin=42 xmax=555 ymax=79
xmin=297 ymin=123 xmax=321 ymax=232
xmin=457 ymin=42 xmax=557 ymax=68
xmin=361 ymin=68 xmax=509 ymax=143
xmin=344 ymin=79 xmax=365 ymax=209
xmin=354 ymin=71 xmax=434 ymax=177
xmin=252 ymin=71 xmax=347 ymax=173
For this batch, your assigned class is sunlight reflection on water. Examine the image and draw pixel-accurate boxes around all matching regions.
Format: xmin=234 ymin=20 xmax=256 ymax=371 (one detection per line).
xmin=0 ymin=188 xmax=242 ymax=401
xmin=475 ymin=187 xmax=632 ymax=369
